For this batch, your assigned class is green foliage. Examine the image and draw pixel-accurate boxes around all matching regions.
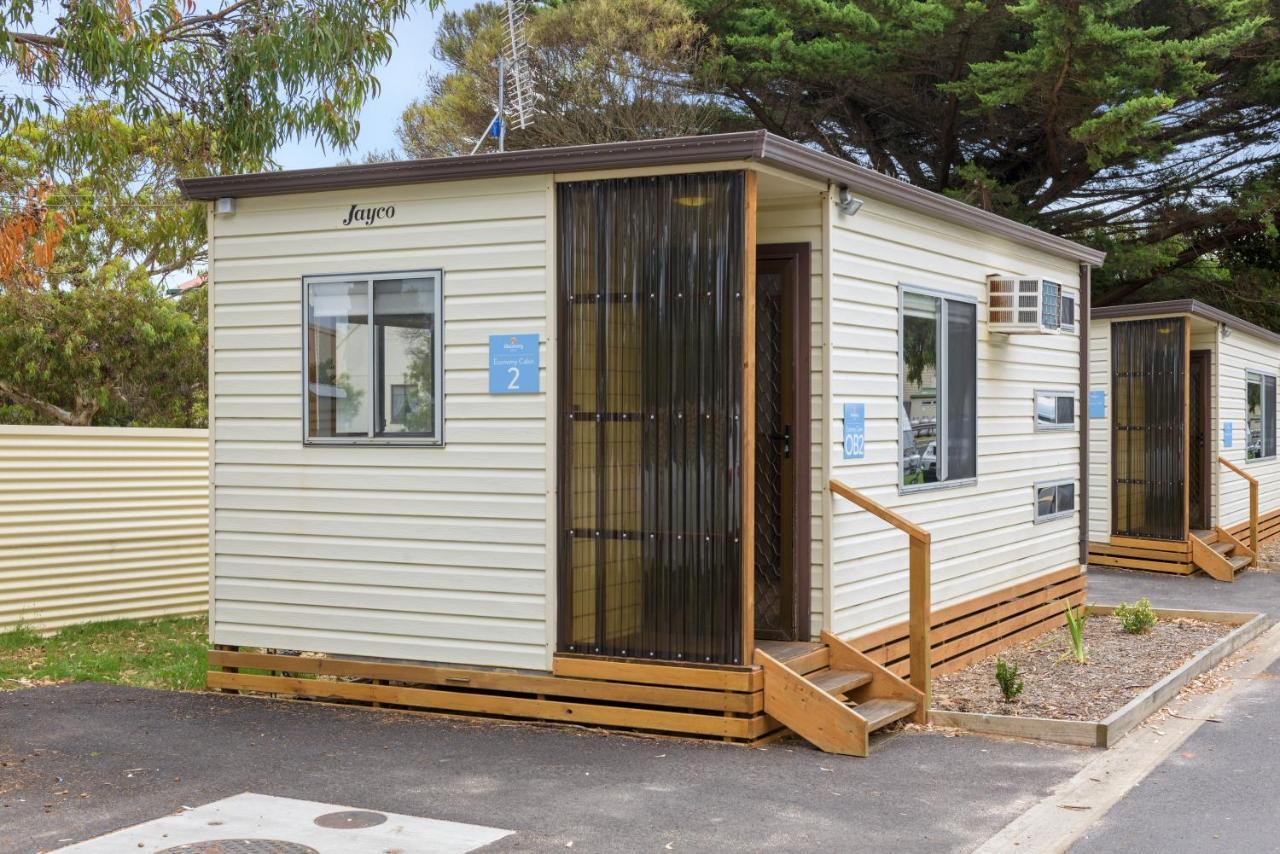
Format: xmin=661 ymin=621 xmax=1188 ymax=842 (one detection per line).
xmin=398 ymin=0 xmax=734 ymax=158
xmin=0 ymin=106 xmax=212 ymax=427
xmin=995 ymin=657 xmax=1024 ymax=702
xmin=1115 ymin=598 xmax=1158 ymax=635
xmin=0 ymin=616 xmax=209 ymax=691
xmin=1064 ymin=602 xmax=1089 ymax=664
xmin=1 ymin=105 xmax=209 ymax=287
xmin=689 ymin=0 xmax=1280 ymax=320
xmin=0 ymin=277 xmax=207 ymax=426
xmin=1 ymin=1 xmax=443 ymax=172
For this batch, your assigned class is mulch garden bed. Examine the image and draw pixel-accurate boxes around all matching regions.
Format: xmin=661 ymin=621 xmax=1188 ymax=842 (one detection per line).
xmin=1254 ymin=537 xmax=1280 ymax=571
xmin=932 ymin=615 xmax=1232 ymax=721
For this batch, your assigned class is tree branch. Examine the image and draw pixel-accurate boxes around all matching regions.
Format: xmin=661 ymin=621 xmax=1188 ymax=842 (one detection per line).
xmin=0 ymin=379 xmax=96 ymax=426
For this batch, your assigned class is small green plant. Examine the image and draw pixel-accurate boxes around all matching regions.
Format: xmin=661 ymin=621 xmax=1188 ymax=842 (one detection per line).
xmin=1115 ymin=598 xmax=1157 ymax=635
xmin=1064 ymin=601 xmax=1089 ymax=664
xmin=995 ymin=657 xmax=1024 ymax=702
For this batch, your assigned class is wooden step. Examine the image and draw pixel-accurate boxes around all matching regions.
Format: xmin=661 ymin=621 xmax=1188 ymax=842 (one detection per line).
xmin=1192 ymin=529 xmax=1215 ymax=541
xmin=756 ymin=640 xmax=828 ymax=674
xmin=1190 ymin=531 xmax=1238 ymax=583
xmin=1212 ymin=541 xmax=1234 ymax=556
xmin=809 ymin=667 xmax=872 ymax=696
xmin=849 ymin=698 xmax=918 ymax=732
xmin=755 ymin=636 xmax=924 ymax=757
xmin=1229 ymin=554 xmax=1252 ymax=571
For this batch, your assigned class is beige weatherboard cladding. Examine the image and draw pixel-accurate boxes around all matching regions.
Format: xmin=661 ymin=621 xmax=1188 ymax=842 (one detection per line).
xmin=826 ymin=193 xmax=1085 ymax=642
xmin=197 ymin=135 xmax=1096 ymax=673
xmin=208 ymin=175 xmax=554 ymax=670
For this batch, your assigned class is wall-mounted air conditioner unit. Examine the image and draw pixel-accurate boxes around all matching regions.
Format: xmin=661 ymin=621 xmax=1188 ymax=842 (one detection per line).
xmin=987 ymin=276 xmax=1063 ymax=334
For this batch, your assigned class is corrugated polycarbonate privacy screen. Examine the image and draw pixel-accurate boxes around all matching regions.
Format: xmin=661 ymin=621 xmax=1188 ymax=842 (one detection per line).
xmin=1111 ymin=317 xmax=1186 ymax=540
xmin=557 ymin=172 xmax=745 ymax=665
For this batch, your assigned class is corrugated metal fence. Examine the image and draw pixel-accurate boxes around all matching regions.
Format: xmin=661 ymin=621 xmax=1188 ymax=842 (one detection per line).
xmin=0 ymin=426 xmax=209 ymax=632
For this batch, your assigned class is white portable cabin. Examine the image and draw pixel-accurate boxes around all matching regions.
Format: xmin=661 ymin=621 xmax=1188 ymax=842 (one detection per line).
xmin=183 ymin=132 xmax=1104 ymax=754
xmin=1088 ymin=300 xmax=1280 ymax=580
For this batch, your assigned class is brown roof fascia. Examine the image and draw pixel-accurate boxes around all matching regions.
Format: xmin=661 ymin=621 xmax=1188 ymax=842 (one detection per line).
xmin=1092 ymin=299 xmax=1280 ymax=346
xmin=180 ymin=130 xmax=1105 ymax=266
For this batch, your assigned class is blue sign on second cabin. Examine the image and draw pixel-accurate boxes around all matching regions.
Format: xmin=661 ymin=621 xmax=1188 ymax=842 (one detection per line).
xmin=1224 ymin=421 xmax=1233 ymax=448
xmin=489 ymin=334 xmax=540 ymax=394
xmin=843 ymin=403 xmax=865 ymax=460
xmin=1088 ymin=389 xmax=1106 ymax=419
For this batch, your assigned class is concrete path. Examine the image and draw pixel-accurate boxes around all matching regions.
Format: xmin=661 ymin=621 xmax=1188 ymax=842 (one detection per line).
xmin=1071 ymin=652 xmax=1280 ymax=853
xmin=0 ymin=682 xmax=1089 ymax=854
xmin=1088 ymin=565 xmax=1280 ymax=620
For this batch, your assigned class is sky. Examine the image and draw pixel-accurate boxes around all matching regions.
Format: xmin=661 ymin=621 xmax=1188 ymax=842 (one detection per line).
xmin=273 ymin=0 xmax=473 ymax=170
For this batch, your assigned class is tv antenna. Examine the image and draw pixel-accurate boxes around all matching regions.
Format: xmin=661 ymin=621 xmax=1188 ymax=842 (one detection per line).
xmin=470 ymin=0 xmax=536 ymax=155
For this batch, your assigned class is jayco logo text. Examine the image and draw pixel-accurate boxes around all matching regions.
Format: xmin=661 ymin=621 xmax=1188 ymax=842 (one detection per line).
xmin=342 ymin=203 xmax=396 ymax=227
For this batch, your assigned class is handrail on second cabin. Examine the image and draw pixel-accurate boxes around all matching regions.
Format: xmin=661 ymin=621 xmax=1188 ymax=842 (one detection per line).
xmin=828 ymin=478 xmax=931 ymax=708
xmin=1218 ymin=456 xmax=1259 ymax=561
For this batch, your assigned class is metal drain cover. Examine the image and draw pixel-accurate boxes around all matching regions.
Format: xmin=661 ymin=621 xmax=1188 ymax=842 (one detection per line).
xmin=314 ymin=809 xmax=389 ymax=829
xmin=158 ymin=841 xmax=319 ymax=854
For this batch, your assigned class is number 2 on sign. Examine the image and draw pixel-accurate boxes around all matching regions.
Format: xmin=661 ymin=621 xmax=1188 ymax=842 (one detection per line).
xmin=507 ymin=367 xmax=520 ymax=390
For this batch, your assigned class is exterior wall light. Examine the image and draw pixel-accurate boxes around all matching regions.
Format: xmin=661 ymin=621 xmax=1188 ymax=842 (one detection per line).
xmin=836 ymin=186 xmax=864 ymax=216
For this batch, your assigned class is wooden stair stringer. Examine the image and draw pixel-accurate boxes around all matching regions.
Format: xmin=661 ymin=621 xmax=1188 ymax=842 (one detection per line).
xmin=755 ymin=649 xmax=870 ymax=757
xmin=1190 ymin=532 xmax=1237 ymax=582
xmin=1216 ymin=526 xmax=1256 ymax=564
xmin=822 ymin=630 xmax=927 ymax=725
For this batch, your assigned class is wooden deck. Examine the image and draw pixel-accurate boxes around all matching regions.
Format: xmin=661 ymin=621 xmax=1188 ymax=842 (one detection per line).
xmin=208 ymin=647 xmax=782 ymax=745
xmin=1088 ymin=538 xmax=1193 ymax=575
xmin=850 ymin=565 xmax=1086 ymax=679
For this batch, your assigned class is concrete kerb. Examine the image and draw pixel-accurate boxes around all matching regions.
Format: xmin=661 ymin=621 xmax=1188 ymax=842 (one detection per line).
xmin=970 ymin=617 xmax=1280 ymax=854
xmin=930 ymin=606 xmax=1266 ymax=748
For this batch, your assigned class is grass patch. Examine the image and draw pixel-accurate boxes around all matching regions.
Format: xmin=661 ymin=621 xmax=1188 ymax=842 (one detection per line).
xmin=0 ymin=615 xmax=208 ymax=691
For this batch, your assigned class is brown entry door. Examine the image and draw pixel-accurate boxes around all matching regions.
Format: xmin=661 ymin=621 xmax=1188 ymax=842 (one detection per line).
xmin=1189 ymin=350 xmax=1212 ymax=531
xmin=754 ymin=245 xmax=811 ymax=642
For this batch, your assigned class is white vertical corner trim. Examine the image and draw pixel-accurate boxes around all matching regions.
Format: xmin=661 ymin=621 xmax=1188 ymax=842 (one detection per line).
xmin=543 ymin=173 xmax=558 ymax=669
xmin=206 ymin=202 xmax=217 ymax=643
xmin=820 ymin=188 xmax=835 ymax=634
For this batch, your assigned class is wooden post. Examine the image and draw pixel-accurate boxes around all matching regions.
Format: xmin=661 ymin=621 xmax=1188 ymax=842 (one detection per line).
xmin=908 ymin=534 xmax=931 ymax=710
xmin=1183 ymin=316 xmax=1191 ymax=540
xmin=1250 ymin=480 xmax=1260 ymax=561
xmin=740 ymin=170 xmax=758 ymax=664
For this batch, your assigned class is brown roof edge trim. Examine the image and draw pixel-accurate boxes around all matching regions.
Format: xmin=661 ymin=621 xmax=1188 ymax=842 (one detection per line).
xmin=1092 ymin=299 xmax=1280 ymax=346
xmin=179 ymin=131 xmax=769 ymax=200
xmin=181 ymin=129 xmax=1105 ymax=265
xmin=758 ymin=137 xmax=1107 ymax=268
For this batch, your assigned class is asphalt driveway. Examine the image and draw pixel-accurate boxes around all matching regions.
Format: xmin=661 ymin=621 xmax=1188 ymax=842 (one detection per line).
xmin=1 ymin=681 xmax=1089 ymax=853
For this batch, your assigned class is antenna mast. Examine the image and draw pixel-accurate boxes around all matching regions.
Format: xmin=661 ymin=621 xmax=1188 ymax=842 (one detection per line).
xmin=470 ymin=0 xmax=535 ymax=155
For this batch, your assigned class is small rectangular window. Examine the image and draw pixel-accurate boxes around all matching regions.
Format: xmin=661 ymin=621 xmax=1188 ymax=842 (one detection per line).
xmin=305 ymin=270 xmax=443 ymax=444
xmin=900 ymin=287 xmax=977 ymax=490
xmin=1060 ymin=293 xmax=1076 ymax=332
xmin=1247 ymin=370 xmax=1276 ymax=460
xmin=1034 ymin=479 xmax=1075 ymax=523
xmin=1034 ymin=390 xmax=1075 ymax=430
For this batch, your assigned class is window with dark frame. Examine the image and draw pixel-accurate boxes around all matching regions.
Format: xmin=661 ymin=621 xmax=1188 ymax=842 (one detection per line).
xmin=304 ymin=271 xmax=442 ymax=444
xmin=1060 ymin=292 xmax=1077 ymax=332
xmin=1246 ymin=370 xmax=1276 ymax=461
xmin=1034 ymin=390 xmax=1075 ymax=430
xmin=900 ymin=288 xmax=977 ymax=490
xmin=1034 ymin=479 xmax=1075 ymax=522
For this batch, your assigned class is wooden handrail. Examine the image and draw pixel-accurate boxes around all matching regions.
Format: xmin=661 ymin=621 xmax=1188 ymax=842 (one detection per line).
xmin=829 ymin=478 xmax=931 ymax=708
xmin=1218 ymin=455 xmax=1257 ymax=485
xmin=1219 ymin=456 xmax=1259 ymax=561
xmin=829 ymin=478 xmax=931 ymax=543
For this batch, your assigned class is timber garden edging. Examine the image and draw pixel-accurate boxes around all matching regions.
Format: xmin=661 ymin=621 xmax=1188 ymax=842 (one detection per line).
xmin=928 ymin=605 xmax=1267 ymax=748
